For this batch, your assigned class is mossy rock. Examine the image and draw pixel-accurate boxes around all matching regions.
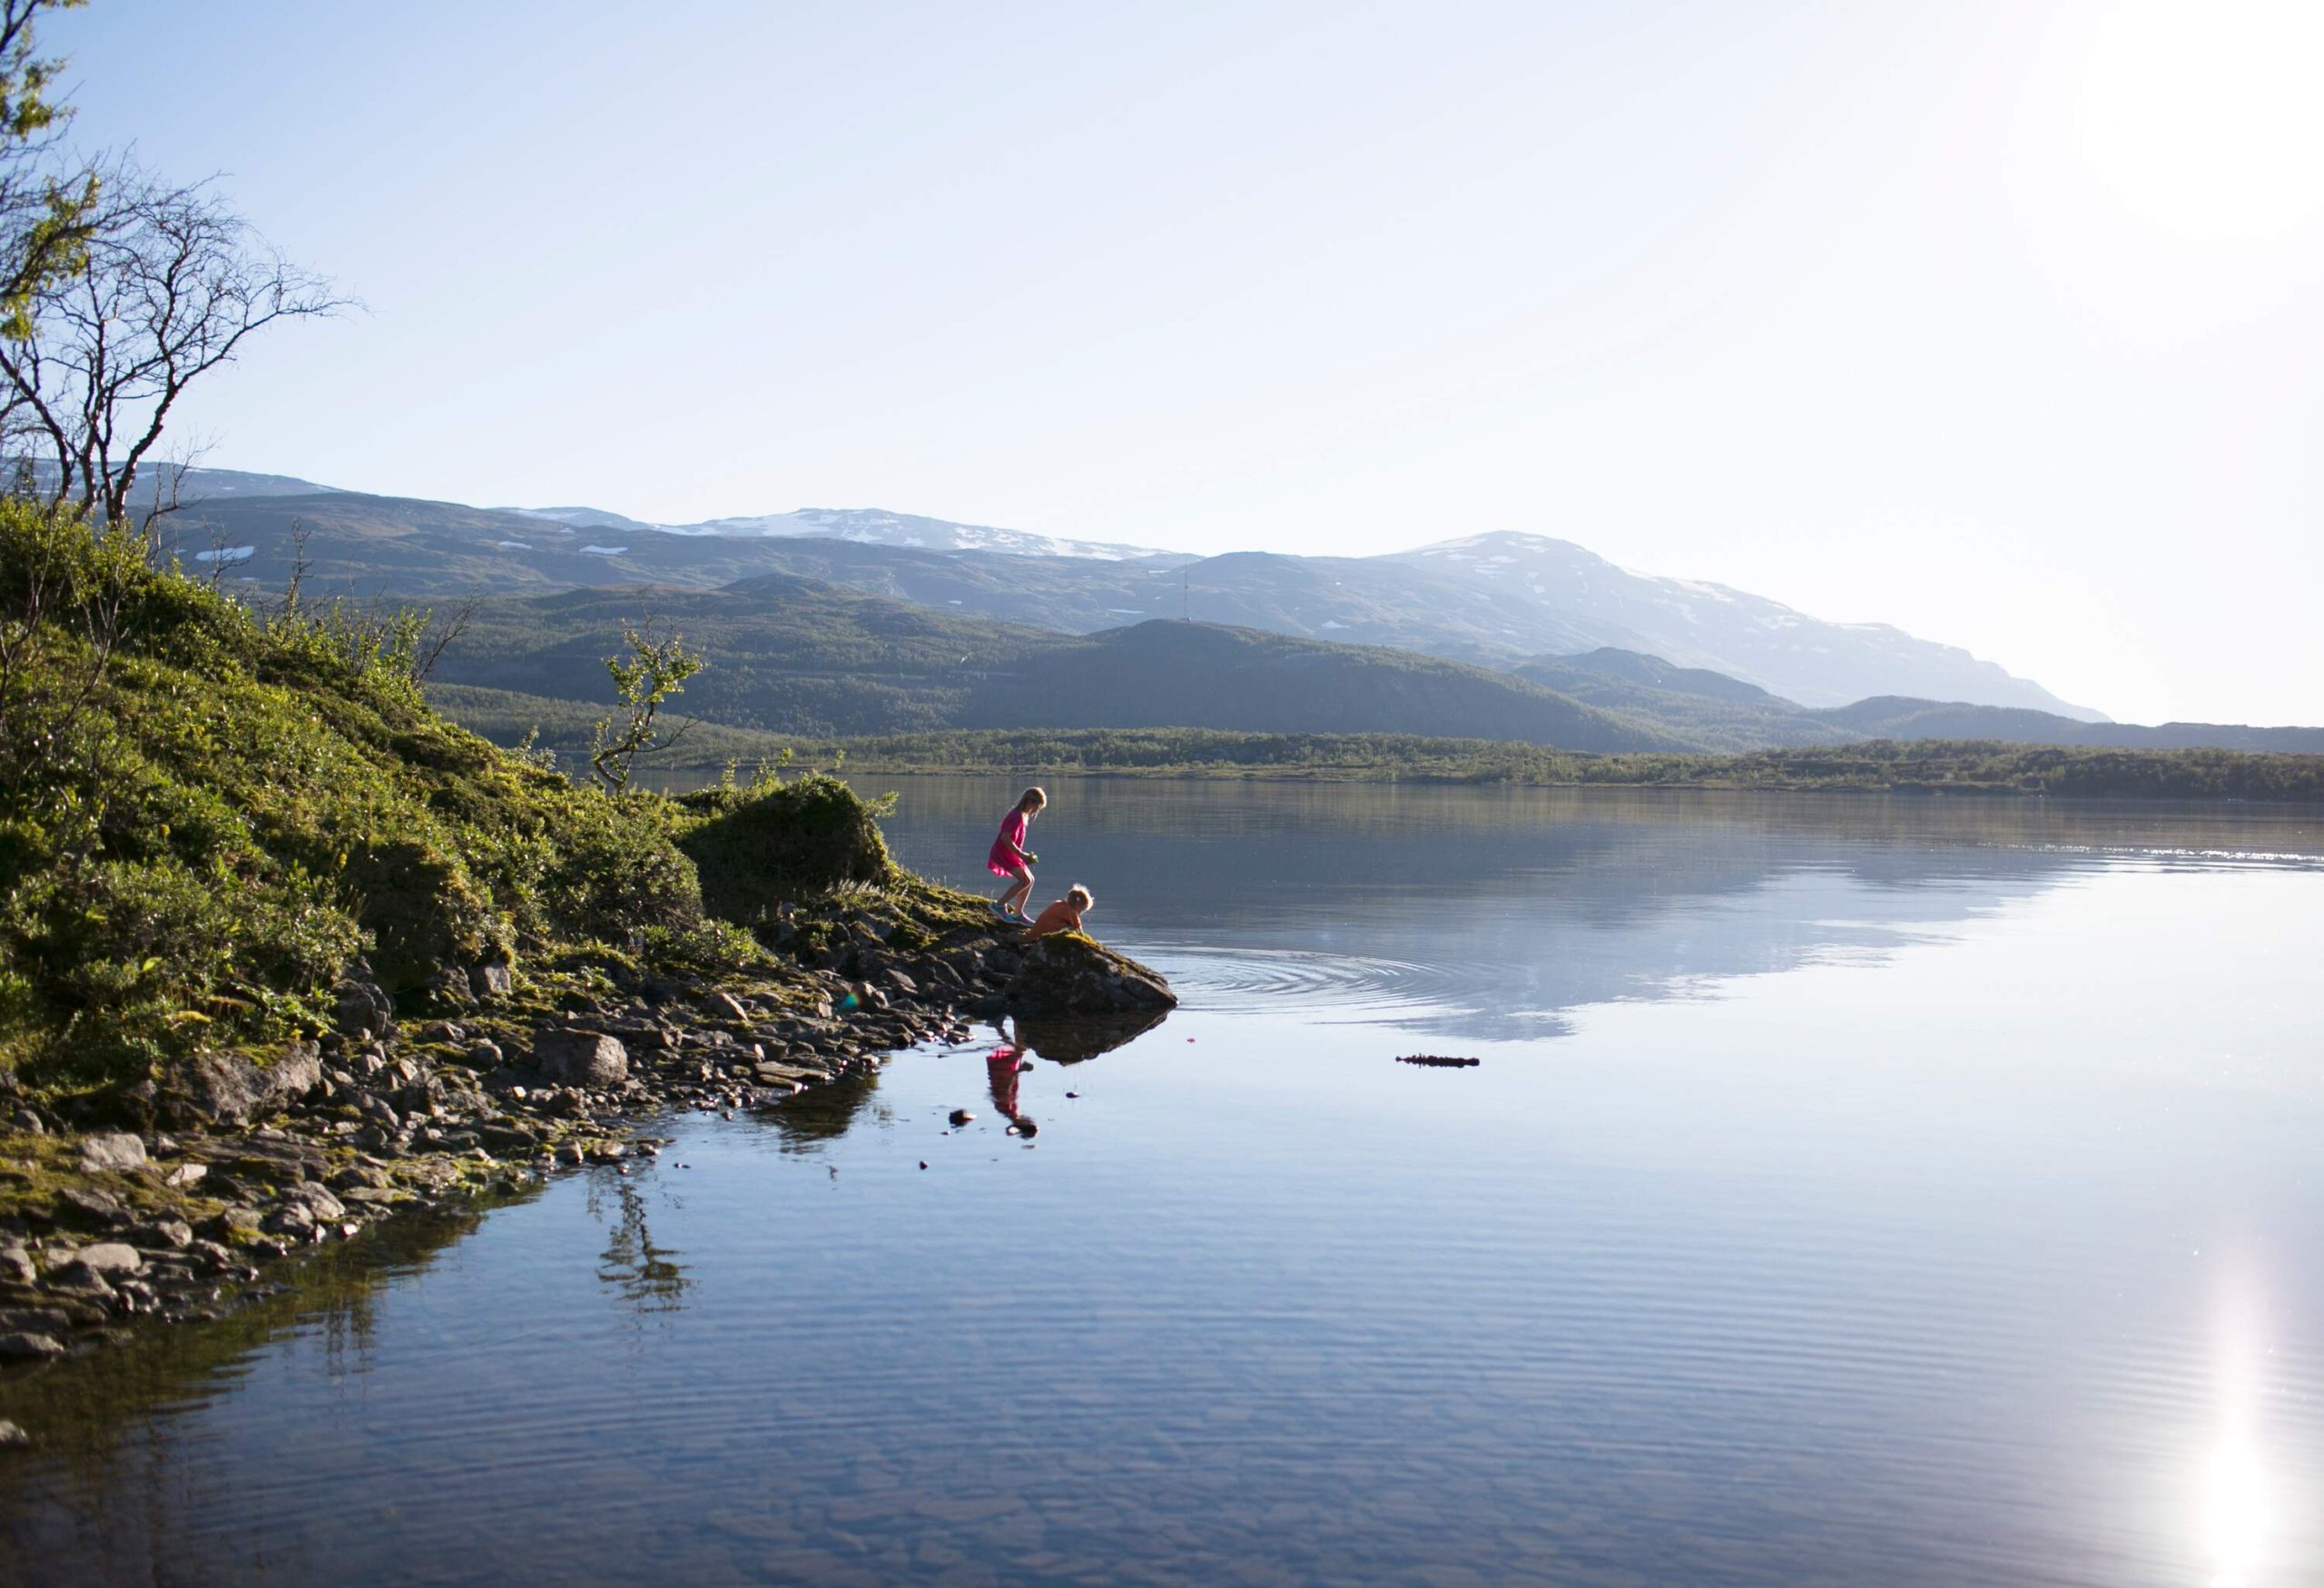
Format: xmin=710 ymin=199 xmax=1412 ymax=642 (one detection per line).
xmin=1003 ymin=932 xmax=1177 ymax=1018
xmin=675 ymin=774 xmax=894 ymax=932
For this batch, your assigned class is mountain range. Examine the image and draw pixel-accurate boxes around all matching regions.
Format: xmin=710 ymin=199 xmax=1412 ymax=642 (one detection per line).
xmin=144 ymin=464 xmax=2324 ymax=754
xmin=156 ymin=466 xmax=2107 ymax=719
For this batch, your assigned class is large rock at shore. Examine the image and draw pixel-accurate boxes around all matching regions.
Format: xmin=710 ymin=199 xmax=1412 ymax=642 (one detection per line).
xmin=160 ymin=1042 xmax=323 ymax=1129
xmin=533 ymin=1030 xmax=628 ymax=1089
xmin=1002 ymin=934 xmax=1177 ymax=1018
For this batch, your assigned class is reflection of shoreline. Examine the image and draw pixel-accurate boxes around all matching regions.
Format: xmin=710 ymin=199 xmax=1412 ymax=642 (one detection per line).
xmin=860 ymin=778 xmax=2322 ymax=1045
xmin=0 ymin=1163 xmax=708 ymax=1572
xmin=0 ymin=1190 xmax=535 ymax=1566
xmin=846 ymin=776 xmax=2324 ymax=854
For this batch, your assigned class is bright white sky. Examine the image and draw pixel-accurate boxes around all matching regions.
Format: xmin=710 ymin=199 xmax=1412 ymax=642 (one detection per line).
xmin=50 ymin=1 xmax=2324 ymax=725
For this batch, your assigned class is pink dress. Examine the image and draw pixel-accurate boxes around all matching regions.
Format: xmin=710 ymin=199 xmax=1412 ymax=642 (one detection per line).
xmin=987 ymin=810 xmax=1029 ymax=878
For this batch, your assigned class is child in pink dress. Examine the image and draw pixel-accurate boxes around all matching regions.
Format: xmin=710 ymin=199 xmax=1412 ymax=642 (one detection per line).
xmin=987 ymin=786 xmax=1047 ymax=922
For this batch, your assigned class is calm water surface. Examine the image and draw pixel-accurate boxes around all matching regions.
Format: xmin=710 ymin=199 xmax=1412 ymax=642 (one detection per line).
xmin=5 ymin=782 xmax=2321 ymax=1586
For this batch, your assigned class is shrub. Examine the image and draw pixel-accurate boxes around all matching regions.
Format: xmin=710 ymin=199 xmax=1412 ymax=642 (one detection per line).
xmin=675 ymin=771 xmax=894 ymax=932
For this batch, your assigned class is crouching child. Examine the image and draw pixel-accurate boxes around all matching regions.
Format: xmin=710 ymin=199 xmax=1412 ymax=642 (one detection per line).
xmin=1026 ymin=884 xmax=1094 ymax=940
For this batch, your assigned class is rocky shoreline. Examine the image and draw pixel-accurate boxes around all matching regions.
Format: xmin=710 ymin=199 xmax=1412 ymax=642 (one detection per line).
xmin=0 ymin=898 xmax=1174 ymax=1393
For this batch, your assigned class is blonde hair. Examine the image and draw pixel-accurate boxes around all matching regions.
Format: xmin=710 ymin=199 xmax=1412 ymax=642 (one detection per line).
xmin=1067 ymin=884 xmax=1093 ymax=909
xmin=1017 ymin=786 xmax=1048 ymax=813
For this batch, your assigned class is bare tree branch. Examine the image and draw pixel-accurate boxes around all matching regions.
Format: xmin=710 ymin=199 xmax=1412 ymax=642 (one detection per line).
xmin=0 ymin=165 xmax=350 ymax=524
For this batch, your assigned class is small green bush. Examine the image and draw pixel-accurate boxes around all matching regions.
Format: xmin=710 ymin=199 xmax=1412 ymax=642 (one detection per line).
xmin=675 ymin=771 xmax=895 ymax=932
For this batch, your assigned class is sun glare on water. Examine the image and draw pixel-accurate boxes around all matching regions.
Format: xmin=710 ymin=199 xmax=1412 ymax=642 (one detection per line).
xmin=2077 ymin=0 xmax=2324 ymax=242
xmin=2200 ymin=1265 xmax=2274 ymax=1588
xmin=2206 ymin=1436 xmax=2269 ymax=1588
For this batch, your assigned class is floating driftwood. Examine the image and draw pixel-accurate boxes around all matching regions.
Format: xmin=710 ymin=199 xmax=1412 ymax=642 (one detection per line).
xmin=1396 ymin=1053 xmax=1481 ymax=1068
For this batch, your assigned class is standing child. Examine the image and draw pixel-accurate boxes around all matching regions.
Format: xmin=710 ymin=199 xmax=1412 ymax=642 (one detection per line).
xmin=987 ymin=786 xmax=1046 ymax=922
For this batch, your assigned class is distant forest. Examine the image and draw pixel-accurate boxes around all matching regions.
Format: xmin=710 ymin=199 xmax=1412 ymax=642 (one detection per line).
xmin=421 ymin=699 xmax=2324 ymax=802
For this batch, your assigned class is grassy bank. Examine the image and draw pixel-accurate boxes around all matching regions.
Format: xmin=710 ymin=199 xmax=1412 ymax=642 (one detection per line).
xmin=0 ymin=503 xmax=955 ymax=1110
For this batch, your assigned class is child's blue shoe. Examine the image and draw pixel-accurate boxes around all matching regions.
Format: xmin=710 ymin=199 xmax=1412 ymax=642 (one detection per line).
xmin=988 ymin=901 xmax=1012 ymax=922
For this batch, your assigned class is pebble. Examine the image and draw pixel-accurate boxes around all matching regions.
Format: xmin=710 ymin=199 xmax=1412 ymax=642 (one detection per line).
xmin=949 ymin=1109 xmax=975 ymax=1126
xmin=0 ymin=1419 xmax=26 ymax=1448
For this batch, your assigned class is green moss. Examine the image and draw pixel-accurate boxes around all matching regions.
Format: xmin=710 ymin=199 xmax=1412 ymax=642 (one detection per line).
xmin=0 ymin=1131 xmax=225 ymax=1228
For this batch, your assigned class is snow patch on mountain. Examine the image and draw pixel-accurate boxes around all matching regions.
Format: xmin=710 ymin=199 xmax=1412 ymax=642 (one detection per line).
xmin=653 ymin=507 xmax=1185 ymax=563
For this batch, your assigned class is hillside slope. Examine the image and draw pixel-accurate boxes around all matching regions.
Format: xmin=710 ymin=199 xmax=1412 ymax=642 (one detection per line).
xmin=1517 ymin=647 xmax=2324 ymax=755
xmin=433 ymin=578 xmax=1685 ymax=751
xmin=0 ymin=505 xmax=713 ymax=1090
xmin=1512 ymin=649 xmax=1855 ymax=753
xmin=1812 ymin=697 xmax=2324 ymax=754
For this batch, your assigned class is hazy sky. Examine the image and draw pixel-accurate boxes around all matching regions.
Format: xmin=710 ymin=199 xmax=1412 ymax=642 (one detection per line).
xmin=48 ymin=1 xmax=2324 ymax=724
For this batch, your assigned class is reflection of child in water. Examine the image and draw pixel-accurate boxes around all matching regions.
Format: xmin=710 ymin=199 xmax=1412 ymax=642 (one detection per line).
xmin=985 ymin=1036 xmax=1039 ymax=1137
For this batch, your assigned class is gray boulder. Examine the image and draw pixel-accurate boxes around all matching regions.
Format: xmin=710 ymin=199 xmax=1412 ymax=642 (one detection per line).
xmin=54 ymin=1185 xmax=126 ymax=1228
xmin=261 ymin=1202 xmax=317 ymax=1239
xmin=65 ymin=1242 xmax=142 ymax=1277
xmin=0 ymin=1334 xmax=64 ymax=1362
xmin=76 ymin=1132 xmax=148 ymax=1175
xmin=44 ymin=1262 xmax=114 ymax=1300
xmin=334 ymin=977 xmax=393 ymax=1038
xmin=134 ymin=1218 xmax=194 ymax=1251
xmin=533 ymin=1030 xmax=628 ymax=1089
xmin=163 ymin=1042 xmax=323 ymax=1128
xmin=278 ymin=1183 xmax=347 ymax=1221
xmin=1003 ymin=934 xmax=1177 ymax=1017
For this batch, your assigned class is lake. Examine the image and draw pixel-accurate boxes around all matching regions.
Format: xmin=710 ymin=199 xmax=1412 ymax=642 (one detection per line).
xmin=5 ymin=780 xmax=2321 ymax=1586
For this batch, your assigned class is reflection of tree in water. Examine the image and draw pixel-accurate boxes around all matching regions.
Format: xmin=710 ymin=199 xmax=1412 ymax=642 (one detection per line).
xmin=589 ymin=1174 xmax=687 ymax=1315
xmin=754 ymin=1067 xmax=891 ymax=1152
